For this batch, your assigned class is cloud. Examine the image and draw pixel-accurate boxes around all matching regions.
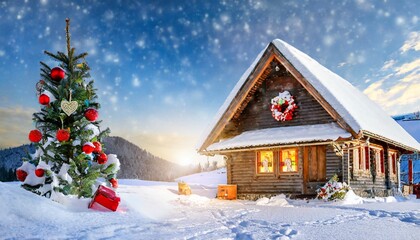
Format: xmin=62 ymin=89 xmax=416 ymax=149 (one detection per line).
xmin=400 ymin=31 xmax=420 ymax=53
xmin=337 ymin=62 xmax=347 ymax=68
xmin=364 ymin=32 xmax=420 ymax=115
xmin=395 ymin=58 xmax=420 ymax=75
xmin=364 ymin=58 xmax=420 ymax=115
xmin=380 ymin=60 xmax=396 ymax=71
xmin=0 ymin=106 xmax=36 ymax=148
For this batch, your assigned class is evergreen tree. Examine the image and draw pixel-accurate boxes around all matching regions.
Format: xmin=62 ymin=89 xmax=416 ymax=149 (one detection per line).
xmin=16 ymin=19 xmax=120 ymax=198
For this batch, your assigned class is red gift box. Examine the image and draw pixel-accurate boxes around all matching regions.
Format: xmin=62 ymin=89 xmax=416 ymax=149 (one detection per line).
xmin=89 ymin=185 xmax=120 ymax=211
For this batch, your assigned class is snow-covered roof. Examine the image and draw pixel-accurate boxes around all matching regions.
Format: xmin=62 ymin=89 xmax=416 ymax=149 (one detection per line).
xmin=196 ymin=45 xmax=269 ymax=150
xmin=207 ymin=123 xmax=351 ymax=152
xmin=271 ymin=39 xmax=420 ymax=151
xmin=197 ymin=39 xmax=420 ymax=153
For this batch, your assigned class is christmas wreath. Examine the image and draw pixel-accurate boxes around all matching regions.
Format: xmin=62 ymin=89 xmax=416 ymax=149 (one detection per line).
xmin=270 ymin=91 xmax=298 ymax=121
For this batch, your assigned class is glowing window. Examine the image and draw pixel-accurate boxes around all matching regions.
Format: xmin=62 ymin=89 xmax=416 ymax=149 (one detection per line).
xmin=280 ymin=148 xmax=298 ymax=172
xmin=256 ymin=151 xmax=274 ymax=174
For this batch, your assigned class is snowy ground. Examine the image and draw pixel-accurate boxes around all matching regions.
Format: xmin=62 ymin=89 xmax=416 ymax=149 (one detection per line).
xmin=1 ymin=168 xmax=419 ymax=240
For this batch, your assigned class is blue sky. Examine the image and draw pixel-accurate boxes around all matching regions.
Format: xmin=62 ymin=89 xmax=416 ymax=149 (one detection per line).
xmin=0 ymin=0 xmax=419 ymax=165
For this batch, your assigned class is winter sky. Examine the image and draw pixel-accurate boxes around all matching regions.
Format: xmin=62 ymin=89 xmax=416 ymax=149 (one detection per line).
xmin=0 ymin=0 xmax=419 ymax=165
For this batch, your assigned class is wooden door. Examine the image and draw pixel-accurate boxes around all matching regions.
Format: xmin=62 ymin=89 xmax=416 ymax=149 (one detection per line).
xmin=303 ymin=145 xmax=326 ymax=194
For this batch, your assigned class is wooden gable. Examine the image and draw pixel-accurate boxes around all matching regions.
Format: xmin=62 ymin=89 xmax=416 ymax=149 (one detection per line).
xmin=233 ymin=59 xmax=335 ymax=133
xmin=199 ymin=43 xmax=355 ymax=153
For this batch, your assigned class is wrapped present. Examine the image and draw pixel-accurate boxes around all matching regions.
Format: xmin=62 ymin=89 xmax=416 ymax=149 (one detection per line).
xmin=217 ymin=184 xmax=237 ymax=200
xmin=89 ymin=185 xmax=120 ymax=211
xmin=178 ymin=182 xmax=191 ymax=195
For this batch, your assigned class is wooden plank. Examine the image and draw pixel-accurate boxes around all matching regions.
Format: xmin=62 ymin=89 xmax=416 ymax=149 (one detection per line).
xmin=326 ymin=145 xmax=342 ymax=178
xmin=303 ymin=146 xmax=309 ymax=193
xmin=226 ymin=155 xmax=232 ymax=184
xmin=309 ymin=146 xmax=317 ymax=181
xmin=317 ymin=145 xmax=326 ymax=181
xmin=235 ymin=72 xmax=335 ymax=133
xmin=229 ymin=149 xmax=305 ymax=194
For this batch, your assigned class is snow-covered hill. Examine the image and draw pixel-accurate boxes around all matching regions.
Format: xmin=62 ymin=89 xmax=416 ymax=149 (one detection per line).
xmin=1 ymin=169 xmax=419 ymax=239
xmin=394 ymin=111 xmax=420 ymax=142
xmin=397 ymin=120 xmax=420 ymax=142
xmin=0 ymin=136 xmax=200 ymax=182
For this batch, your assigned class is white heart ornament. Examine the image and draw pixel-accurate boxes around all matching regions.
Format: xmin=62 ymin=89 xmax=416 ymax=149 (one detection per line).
xmin=61 ymin=100 xmax=78 ymax=116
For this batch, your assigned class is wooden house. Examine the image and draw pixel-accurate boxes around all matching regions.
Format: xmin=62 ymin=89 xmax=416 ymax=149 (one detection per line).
xmin=197 ymin=39 xmax=420 ymax=199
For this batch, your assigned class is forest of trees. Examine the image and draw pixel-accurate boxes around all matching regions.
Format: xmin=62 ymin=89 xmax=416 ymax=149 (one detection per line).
xmin=0 ymin=144 xmax=35 ymax=181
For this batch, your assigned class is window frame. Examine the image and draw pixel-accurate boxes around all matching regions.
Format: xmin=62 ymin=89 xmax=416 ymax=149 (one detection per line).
xmin=370 ymin=145 xmax=384 ymax=176
xmin=255 ymin=150 xmax=275 ymax=175
xmin=279 ymin=148 xmax=299 ymax=174
xmin=360 ymin=146 xmax=369 ymax=172
xmin=389 ymin=150 xmax=398 ymax=176
xmin=353 ymin=148 xmax=360 ymax=171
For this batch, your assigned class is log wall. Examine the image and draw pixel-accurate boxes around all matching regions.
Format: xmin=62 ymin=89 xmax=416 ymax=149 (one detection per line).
xmin=234 ymin=73 xmax=335 ymax=133
xmin=347 ymin=144 xmax=400 ymax=197
xmin=226 ymin=145 xmax=343 ymax=196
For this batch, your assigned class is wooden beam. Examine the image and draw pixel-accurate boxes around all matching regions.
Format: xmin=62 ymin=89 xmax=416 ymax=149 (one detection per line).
xmin=362 ymin=130 xmax=419 ymax=152
xmin=202 ymin=141 xmax=335 ymax=155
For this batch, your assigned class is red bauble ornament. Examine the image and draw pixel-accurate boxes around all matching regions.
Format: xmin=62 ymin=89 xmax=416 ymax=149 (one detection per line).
xmin=50 ymin=67 xmax=65 ymax=81
xmin=56 ymin=129 xmax=70 ymax=142
xmin=92 ymin=141 xmax=102 ymax=153
xmin=82 ymin=142 xmax=95 ymax=154
xmin=97 ymin=152 xmax=108 ymax=164
xmin=16 ymin=169 xmax=28 ymax=182
xmin=35 ymin=168 xmax=45 ymax=177
xmin=109 ymin=178 xmax=118 ymax=188
xmin=39 ymin=94 xmax=50 ymax=105
xmin=28 ymin=129 xmax=42 ymax=143
xmin=84 ymin=108 xmax=98 ymax=122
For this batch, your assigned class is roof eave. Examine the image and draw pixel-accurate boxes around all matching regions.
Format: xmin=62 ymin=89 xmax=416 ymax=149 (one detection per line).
xmin=201 ymin=139 xmax=351 ymax=155
xmin=197 ymin=44 xmax=277 ymax=153
xmin=361 ymin=130 xmax=420 ymax=153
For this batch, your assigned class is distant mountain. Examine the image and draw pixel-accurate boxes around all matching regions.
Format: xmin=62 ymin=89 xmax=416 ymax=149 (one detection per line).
xmin=103 ymin=136 xmax=199 ymax=181
xmin=393 ymin=111 xmax=420 ymax=142
xmin=0 ymin=136 xmax=199 ymax=182
xmin=0 ymin=144 xmax=35 ymax=181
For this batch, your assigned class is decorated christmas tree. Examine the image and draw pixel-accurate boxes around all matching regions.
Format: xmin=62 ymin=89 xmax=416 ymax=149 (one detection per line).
xmin=16 ymin=19 xmax=120 ymax=199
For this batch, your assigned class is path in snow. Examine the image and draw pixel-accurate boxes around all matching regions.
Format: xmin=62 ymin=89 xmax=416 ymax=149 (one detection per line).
xmin=1 ymin=168 xmax=419 ymax=239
